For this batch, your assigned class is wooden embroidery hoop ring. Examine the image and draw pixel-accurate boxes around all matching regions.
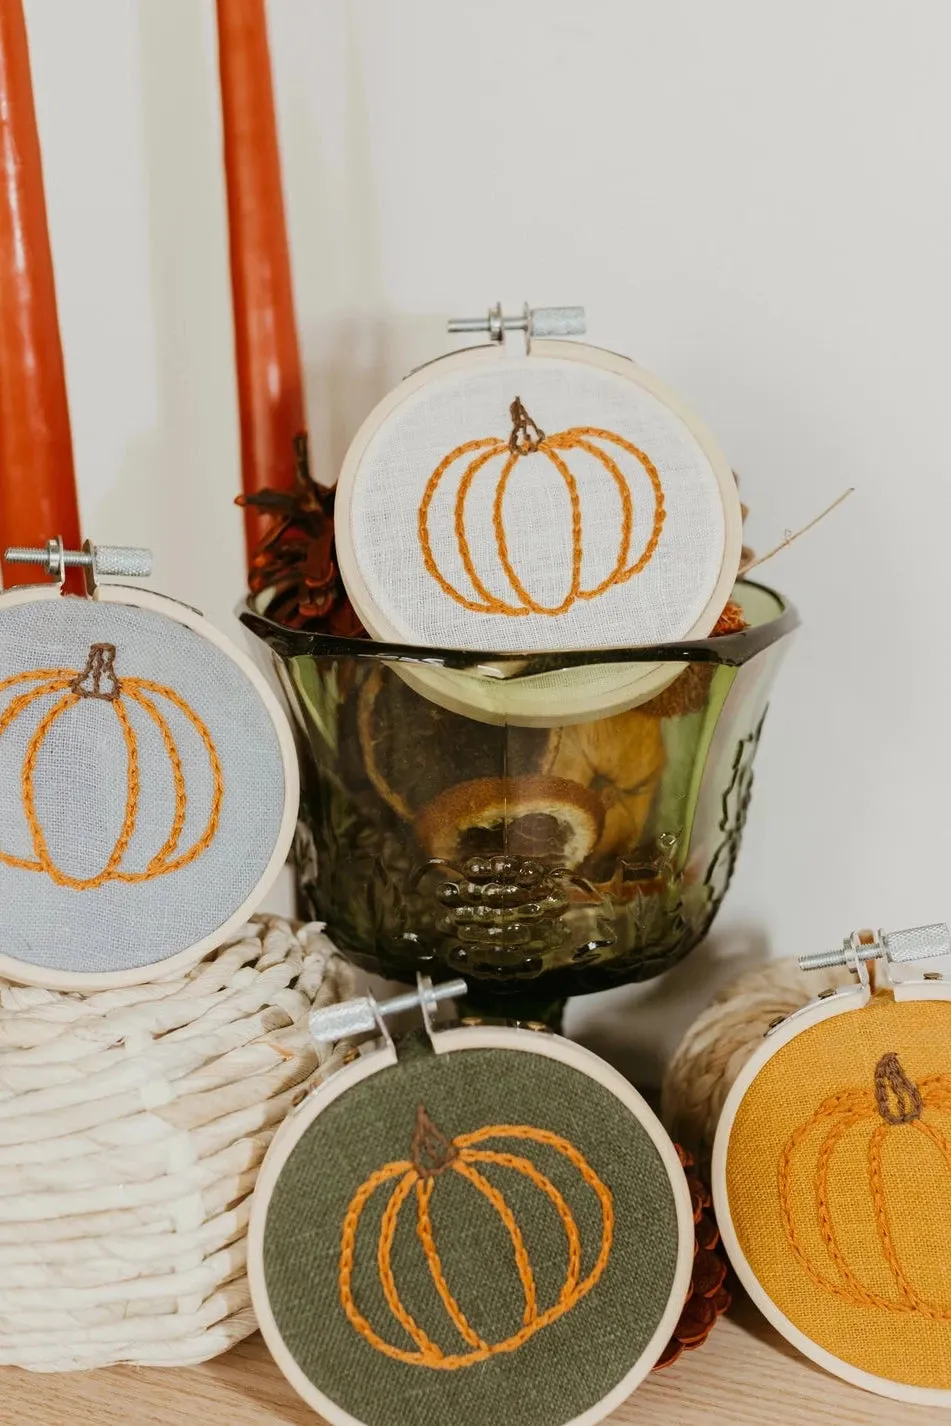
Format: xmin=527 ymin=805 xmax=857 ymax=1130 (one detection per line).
xmin=334 ymin=340 xmax=744 ymax=727
xmin=248 ymin=1003 xmax=695 ymax=1426
xmin=0 ymin=579 xmax=299 ymax=991
xmin=711 ymin=936 xmax=951 ymax=1411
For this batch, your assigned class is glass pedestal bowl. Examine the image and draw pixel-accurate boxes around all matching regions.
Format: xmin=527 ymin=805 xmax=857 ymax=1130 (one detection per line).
xmin=242 ymin=581 xmax=797 ymax=1022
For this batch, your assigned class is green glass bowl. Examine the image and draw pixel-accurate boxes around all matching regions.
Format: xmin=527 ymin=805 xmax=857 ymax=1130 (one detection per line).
xmin=242 ymin=581 xmax=797 ymax=1018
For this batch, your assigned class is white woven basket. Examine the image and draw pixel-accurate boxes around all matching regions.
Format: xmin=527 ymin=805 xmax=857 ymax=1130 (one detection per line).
xmin=0 ymin=914 xmax=354 ymax=1371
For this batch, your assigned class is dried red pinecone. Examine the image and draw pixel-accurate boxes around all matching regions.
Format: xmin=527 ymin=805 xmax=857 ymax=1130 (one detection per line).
xmin=653 ymin=1144 xmax=731 ymax=1371
xmin=236 ymin=432 xmax=365 ymax=637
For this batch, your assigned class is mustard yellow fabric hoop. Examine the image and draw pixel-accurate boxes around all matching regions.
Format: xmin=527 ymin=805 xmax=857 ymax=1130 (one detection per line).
xmin=724 ymin=994 xmax=951 ymax=1391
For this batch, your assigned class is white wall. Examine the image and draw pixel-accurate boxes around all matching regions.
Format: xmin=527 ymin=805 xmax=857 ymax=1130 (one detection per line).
xmin=21 ymin=1 xmax=951 ymax=1073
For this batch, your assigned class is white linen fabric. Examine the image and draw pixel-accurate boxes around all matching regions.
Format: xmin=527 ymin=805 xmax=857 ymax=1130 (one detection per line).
xmin=349 ymin=355 xmax=728 ymax=653
xmin=0 ymin=597 xmax=285 ymax=974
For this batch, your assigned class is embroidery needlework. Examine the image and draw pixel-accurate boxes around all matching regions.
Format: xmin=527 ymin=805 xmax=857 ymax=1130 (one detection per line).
xmin=338 ymin=1105 xmax=615 ymax=1369
xmin=418 ymin=397 xmax=666 ymax=617
xmin=778 ymin=1053 xmax=951 ymax=1319
xmin=0 ymin=643 xmax=224 ymax=891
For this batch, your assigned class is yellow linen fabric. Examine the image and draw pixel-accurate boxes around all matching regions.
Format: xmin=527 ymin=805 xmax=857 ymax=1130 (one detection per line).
xmin=726 ymin=994 xmax=951 ymax=1389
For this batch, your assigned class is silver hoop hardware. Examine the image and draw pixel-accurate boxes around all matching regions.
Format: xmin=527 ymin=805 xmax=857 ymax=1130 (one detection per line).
xmin=448 ymin=302 xmax=585 ymax=354
xmin=309 ymin=975 xmax=467 ymax=1054
xmin=799 ymin=923 xmax=950 ymax=975
xmin=3 ymin=538 xmax=152 ymax=594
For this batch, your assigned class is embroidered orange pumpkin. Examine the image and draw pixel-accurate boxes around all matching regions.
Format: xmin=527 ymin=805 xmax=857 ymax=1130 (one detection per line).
xmin=339 ymin=1105 xmax=614 ymax=1368
xmin=0 ymin=642 xmax=223 ymax=890
xmin=780 ymin=1052 xmax=951 ymax=1318
xmin=418 ymin=397 xmax=666 ymax=617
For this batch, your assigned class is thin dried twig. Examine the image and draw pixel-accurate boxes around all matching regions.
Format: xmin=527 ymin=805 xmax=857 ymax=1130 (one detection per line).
xmin=740 ymin=487 xmax=854 ymax=575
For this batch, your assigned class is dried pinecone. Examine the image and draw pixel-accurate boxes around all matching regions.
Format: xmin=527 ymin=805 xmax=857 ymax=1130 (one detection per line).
xmin=653 ymin=1144 xmax=731 ymax=1371
xmin=237 ymin=433 xmax=365 ymax=636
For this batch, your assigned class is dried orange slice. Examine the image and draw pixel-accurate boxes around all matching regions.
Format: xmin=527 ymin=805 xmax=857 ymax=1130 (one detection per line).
xmin=356 ymin=667 xmax=558 ymax=821
xmin=549 ymin=707 xmax=665 ymax=859
xmin=416 ymin=775 xmax=603 ymax=868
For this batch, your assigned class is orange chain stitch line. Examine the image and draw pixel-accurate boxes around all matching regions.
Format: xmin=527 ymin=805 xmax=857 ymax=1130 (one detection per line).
xmin=778 ymin=1093 xmax=878 ymax=1308
xmin=452 ymin=1159 xmax=538 ymax=1324
xmin=0 ymin=679 xmax=78 ymax=873
xmin=813 ymin=1111 xmax=900 ymax=1310
xmin=870 ymin=1117 xmax=951 ymax=1320
xmin=339 ymin=1161 xmax=418 ymax=1365
xmin=416 ymin=412 xmax=666 ymax=619
xmin=462 ymin=1149 xmax=582 ymax=1304
xmin=415 ymin=1177 xmax=488 ymax=1352
xmin=337 ymin=1121 xmax=614 ymax=1370
xmin=118 ymin=678 xmax=224 ymax=882
xmin=378 ymin=1171 xmax=441 ymax=1360
xmin=550 ymin=436 xmax=633 ymax=601
xmin=418 ymin=438 xmax=513 ymax=615
xmin=120 ymin=686 xmax=188 ymax=874
xmin=21 ymin=690 xmax=141 ymax=891
xmin=456 ymin=447 xmax=525 ymax=615
xmin=777 ymin=1084 xmax=951 ymax=1319
xmin=0 ymin=669 xmax=75 ymax=691
xmin=866 ymin=1121 xmax=919 ymax=1309
xmin=492 ymin=446 xmax=583 ymax=616
xmin=0 ymin=658 xmax=224 ymax=890
xmin=548 ymin=429 xmax=666 ymax=584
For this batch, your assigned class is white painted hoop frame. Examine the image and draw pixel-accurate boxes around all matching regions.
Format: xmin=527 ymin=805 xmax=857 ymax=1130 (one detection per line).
xmin=0 ymin=581 xmax=299 ymax=991
xmin=249 ymin=1022 xmax=695 ymax=1426
xmin=712 ymin=979 xmax=951 ymax=1411
xmin=333 ymin=341 xmax=744 ymax=725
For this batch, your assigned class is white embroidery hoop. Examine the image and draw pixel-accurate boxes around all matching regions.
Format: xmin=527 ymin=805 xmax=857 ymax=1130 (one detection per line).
xmin=712 ymin=929 xmax=951 ymax=1410
xmin=0 ymin=579 xmax=298 ymax=991
xmin=335 ymin=340 xmax=743 ymax=726
xmin=249 ymin=985 xmax=694 ymax=1426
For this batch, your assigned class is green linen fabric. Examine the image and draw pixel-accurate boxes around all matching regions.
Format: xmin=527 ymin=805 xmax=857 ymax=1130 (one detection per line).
xmin=263 ymin=1038 xmax=681 ymax=1426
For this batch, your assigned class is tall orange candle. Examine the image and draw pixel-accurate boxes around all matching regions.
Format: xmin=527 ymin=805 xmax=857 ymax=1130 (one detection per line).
xmin=0 ymin=0 xmax=81 ymax=586
xmin=217 ymin=0 xmax=306 ymax=568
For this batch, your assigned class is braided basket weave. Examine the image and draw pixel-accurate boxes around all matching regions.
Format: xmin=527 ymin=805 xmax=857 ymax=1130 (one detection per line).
xmin=0 ymin=914 xmax=354 ymax=1371
xmin=661 ymin=957 xmax=854 ymax=1160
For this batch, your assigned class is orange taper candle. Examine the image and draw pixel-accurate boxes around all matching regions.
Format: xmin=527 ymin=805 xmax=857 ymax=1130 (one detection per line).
xmin=0 ymin=0 xmax=81 ymax=586
xmin=217 ymin=0 xmax=306 ymax=568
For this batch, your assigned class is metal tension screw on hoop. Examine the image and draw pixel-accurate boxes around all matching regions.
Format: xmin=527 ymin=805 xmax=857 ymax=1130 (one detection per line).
xmin=762 ymin=924 xmax=951 ymax=1036
xmin=310 ymin=976 xmax=468 ymax=1052
xmin=3 ymin=538 xmax=152 ymax=592
xmin=799 ymin=923 xmax=951 ymax=974
xmin=448 ymin=302 xmax=585 ymax=353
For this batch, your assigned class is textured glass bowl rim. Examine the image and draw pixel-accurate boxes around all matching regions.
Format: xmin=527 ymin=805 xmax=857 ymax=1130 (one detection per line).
xmin=240 ymin=578 xmax=798 ymax=680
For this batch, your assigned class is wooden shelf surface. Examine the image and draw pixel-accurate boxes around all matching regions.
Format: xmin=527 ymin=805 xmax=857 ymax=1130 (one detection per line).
xmin=0 ymin=1298 xmax=925 ymax=1425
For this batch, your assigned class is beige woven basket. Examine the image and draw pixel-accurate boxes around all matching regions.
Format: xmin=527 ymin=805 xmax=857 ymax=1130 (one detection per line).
xmin=0 ymin=914 xmax=354 ymax=1371
xmin=661 ymin=957 xmax=853 ymax=1160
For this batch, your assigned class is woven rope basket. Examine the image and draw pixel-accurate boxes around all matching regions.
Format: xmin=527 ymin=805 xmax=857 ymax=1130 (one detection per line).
xmin=0 ymin=914 xmax=355 ymax=1371
xmin=661 ymin=957 xmax=854 ymax=1161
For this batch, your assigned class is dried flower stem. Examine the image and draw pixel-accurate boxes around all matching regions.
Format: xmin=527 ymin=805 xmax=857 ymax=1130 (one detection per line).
xmin=741 ymin=488 xmax=854 ymax=576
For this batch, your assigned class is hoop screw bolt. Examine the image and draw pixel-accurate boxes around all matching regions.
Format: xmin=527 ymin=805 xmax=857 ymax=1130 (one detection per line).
xmin=448 ymin=302 xmax=585 ymax=348
xmin=310 ymin=978 xmax=467 ymax=1045
xmin=799 ymin=923 xmax=950 ymax=973
xmin=3 ymin=538 xmax=152 ymax=583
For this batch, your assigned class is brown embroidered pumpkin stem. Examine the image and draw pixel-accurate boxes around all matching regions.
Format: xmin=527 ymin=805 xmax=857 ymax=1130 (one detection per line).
xmin=508 ymin=396 xmax=545 ymax=456
xmin=70 ymin=644 xmax=120 ymax=701
xmin=874 ymin=1052 xmax=923 ymax=1125
xmin=411 ymin=1105 xmax=458 ymax=1178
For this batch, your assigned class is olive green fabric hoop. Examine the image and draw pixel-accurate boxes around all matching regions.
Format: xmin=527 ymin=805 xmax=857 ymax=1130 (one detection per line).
xmin=250 ymin=1027 xmax=692 ymax=1426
